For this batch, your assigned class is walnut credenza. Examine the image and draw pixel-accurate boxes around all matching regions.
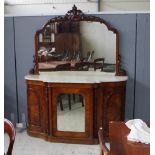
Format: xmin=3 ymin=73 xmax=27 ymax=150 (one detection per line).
xmin=25 ymin=71 xmax=127 ymax=144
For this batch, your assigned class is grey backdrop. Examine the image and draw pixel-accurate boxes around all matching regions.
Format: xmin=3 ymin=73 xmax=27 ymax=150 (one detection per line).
xmin=4 ymin=13 xmax=150 ymax=125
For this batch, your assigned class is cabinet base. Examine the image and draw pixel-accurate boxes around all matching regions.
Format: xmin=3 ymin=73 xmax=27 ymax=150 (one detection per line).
xmin=27 ymin=129 xmax=98 ymax=144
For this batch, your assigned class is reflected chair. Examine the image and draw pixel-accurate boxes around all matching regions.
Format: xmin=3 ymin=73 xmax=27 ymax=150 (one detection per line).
xmin=87 ymin=50 xmax=95 ymax=62
xmin=102 ymin=63 xmax=116 ymax=72
xmin=98 ymin=121 xmax=150 ymax=155
xmin=58 ymin=93 xmax=84 ymax=111
xmin=54 ymin=63 xmax=71 ymax=71
xmin=58 ymin=94 xmax=71 ymax=111
xmin=94 ymin=58 xmax=105 ymax=71
xmin=74 ymin=62 xmax=90 ymax=71
xmin=4 ymin=118 xmax=16 ymax=155
xmin=83 ymin=51 xmax=91 ymax=62
xmin=58 ymin=83 xmax=85 ymax=111
xmin=82 ymin=51 xmax=95 ymax=63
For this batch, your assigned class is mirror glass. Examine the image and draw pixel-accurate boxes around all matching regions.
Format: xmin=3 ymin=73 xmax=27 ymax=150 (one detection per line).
xmin=57 ymin=93 xmax=85 ymax=132
xmin=37 ymin=21 xmax=116 ymax=72
xmin=80 ymin=21 xmax=116 ymax=64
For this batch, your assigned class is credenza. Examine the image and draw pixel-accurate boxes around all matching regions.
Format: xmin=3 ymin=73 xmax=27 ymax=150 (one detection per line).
xmin=25 ymin=71 xmax=127 ymax=144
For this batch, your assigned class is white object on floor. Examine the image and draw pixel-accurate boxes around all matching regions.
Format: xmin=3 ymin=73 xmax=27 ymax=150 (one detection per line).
xmin=125 ymin=119 xmax=150 ymax=144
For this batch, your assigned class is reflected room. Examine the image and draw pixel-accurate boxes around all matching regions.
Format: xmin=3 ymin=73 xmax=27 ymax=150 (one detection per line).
xmin=37 ymin=20 xmax=116 ymax=73
xmin=57 ymin=93 xmax=85 ymax=132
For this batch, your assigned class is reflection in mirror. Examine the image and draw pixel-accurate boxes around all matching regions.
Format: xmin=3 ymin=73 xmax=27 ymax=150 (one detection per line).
xmin=80 ymin=21 xmax=116 ymax=72
xmin=37 ymin=21 xmax=116 ymax=72
xmin=57 ymin=93 xmax=85 ymax=132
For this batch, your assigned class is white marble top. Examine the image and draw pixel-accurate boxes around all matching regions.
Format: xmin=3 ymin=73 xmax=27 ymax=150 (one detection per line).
xmin=25 ymin=71 xmax=128 ymax=83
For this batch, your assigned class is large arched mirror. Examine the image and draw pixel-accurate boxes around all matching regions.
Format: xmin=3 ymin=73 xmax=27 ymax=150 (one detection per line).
xmin=33 ymin=5 xmax=125 ymax=76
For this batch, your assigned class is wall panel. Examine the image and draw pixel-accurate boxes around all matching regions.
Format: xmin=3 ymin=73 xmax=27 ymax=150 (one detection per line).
xmin=134 ymin=14 xmax=150 ymax=120
xmin=14 ymin=16 xmax=52 ymax=124
xmin=4 ymin=17 xmax=18 ymax=123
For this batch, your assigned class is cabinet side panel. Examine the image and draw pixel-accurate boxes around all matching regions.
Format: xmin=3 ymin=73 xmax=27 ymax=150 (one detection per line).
xmin=102 ymin=82 xmax=126 ymax=137
xmin=27 ymin=81 xmax=46 ymax=133
xmin=27 ymin=88 xmax=41 ymax=127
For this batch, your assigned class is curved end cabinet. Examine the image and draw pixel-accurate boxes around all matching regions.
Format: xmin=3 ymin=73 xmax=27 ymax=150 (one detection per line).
xmin=25 ymin=71 xmax=127 ymax=144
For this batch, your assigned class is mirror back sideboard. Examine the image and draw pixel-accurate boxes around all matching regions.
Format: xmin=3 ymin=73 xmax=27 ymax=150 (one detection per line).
xmin=25 ymin=5 xmax=127 ymax=144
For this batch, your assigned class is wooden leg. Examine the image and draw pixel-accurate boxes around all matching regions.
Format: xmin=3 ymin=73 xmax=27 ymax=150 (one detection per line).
xmin=59 ymin=96 xmax=63 ymax=111
xmin=68 ymin=94 xmax=71 ymax=110
xmin=73 ymin=94 xmax=76 ymax=102
xmin=80 ymin=95 xmax=84 ymax=107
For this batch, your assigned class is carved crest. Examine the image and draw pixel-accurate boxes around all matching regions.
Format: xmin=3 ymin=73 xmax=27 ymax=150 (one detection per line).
xmin=65 ymin=5 xmax=84 ymax=18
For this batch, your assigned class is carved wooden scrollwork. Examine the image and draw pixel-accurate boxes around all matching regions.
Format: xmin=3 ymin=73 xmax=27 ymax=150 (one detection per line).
xmin=65 ymin=5 xmax=84 ymax=19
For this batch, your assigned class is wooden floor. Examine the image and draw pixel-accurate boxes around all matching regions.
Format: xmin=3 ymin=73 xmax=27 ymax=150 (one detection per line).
xmin=4 ymin=129 xmax=100 ymax=155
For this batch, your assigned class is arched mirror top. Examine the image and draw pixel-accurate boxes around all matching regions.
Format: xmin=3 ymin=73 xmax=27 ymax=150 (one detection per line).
xmin=36 ymin=5 xmax=117 ymax=33
xmin=32 ymin=5 xmax=126 ymax=76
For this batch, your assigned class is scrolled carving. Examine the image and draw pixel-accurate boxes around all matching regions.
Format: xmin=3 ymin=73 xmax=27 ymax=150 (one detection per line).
xmin=65 ymin=5 xmax=84 ymax=20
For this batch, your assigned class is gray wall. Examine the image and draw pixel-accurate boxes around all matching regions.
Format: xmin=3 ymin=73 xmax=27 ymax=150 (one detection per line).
xmin=4 ymin=17 xmax=18 ymax=124
xmin=4 ymin=13 xmax=150 ymax=124
xmin=134 ymin=14 xmax=150 ymax=119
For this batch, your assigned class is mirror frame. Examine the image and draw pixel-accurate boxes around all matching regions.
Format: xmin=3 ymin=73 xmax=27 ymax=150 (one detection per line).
xmin=32 ymin=5 xmax=126 ymax=76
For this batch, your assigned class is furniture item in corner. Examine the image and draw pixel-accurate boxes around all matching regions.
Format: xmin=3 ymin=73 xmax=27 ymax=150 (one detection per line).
xmin=4 ymin=118 xmax=16 ymax=155
xmin=98 ymin=121 xmax=150 ymax=155
xmin=93 ymin=58 xmax=105 ymax=71
xmin=25 ymin=71 xmax=127 ymax=144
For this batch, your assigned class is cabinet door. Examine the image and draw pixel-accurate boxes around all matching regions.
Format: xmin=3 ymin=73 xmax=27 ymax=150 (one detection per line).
xmin=95 ymin=82 xmax=126 ymax=138
xmin=48 ymin=83 xmax=94 ymax=144
xmin=102 ymin=82 xmax=126 ymax=137
xmin=27 ymin=81 xmax=46 ymax=133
